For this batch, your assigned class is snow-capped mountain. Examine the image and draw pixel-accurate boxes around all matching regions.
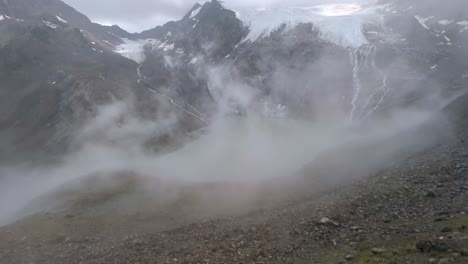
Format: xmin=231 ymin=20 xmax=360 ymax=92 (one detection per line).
xmin=123 ymin=0 xmax=467 ymax=121
xmin=0 ymin=0 xmax=467 ymax=162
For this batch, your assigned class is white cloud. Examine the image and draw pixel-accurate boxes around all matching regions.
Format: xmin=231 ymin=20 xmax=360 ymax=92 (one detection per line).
xmin=62 ymin=0 xmax=365 ymax=32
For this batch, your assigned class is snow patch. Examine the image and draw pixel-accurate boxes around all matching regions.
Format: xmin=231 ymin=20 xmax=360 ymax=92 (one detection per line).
xmin=414 ymin=15 xmax=433 ymax=30
xmin=189 ymin=57 xmax=198 ymax=64
xmin=438 ymin=20 xmax=453 ymax=26
xmin=0 ymin=14 xmax=11 ymax=21
xmin=225 ymin=4 xmax=379 ymax=48
xmin=116 ymin=37 xmax=180 ymax=63
xmin=158 ymin=41 xmax=175 ymax=51
xmin=190 ymin=6 xmax=202 ymax=18
xmin=56 ymin=15 xmax=68 ymax=23
xmin=457 ymin=21 xmax=468 ymax=32
xmin=115 ymin=38 xmax=161 ymax=63
xmin=42 ymin=21 xmax=58 ymax=29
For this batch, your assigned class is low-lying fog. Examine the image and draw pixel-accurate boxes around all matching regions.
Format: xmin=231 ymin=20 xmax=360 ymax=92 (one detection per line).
xmin=0 ymin=102 xmax=451 ymax=227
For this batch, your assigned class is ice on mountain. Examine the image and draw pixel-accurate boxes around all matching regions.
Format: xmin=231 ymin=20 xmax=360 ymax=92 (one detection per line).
xmin=224 ymin=4 xmax=380 ymax=48
xmin=116 ymin=38 xmax=160 ymax=63
xmin=56 ymin=15 xmax=68 ymax=23
xmin=116 ymin=37 xmax=177 ymax=63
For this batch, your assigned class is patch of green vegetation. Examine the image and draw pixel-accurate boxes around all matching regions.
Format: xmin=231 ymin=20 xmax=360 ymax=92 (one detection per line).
xmin=320 ymin=215 xmax=468 ymax=263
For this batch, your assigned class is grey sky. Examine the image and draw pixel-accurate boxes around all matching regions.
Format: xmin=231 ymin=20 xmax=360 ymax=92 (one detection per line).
xmin=62 ymin=0 xmax=362 ymax=33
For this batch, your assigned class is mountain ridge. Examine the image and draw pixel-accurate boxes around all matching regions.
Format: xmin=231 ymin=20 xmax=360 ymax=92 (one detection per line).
xmin=0 ymin=0 xmax=468 ymax=161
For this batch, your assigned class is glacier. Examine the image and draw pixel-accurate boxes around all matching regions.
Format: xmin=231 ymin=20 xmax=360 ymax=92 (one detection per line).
xmin=224 ymin=3 xmax=381 ymax=48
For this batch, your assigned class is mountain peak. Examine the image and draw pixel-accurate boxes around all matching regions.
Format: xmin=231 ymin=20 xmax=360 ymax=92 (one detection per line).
xmin=211 ymin=0 xmax=223 ymax=8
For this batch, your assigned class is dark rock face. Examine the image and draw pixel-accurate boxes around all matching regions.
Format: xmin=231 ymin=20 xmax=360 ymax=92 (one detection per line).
xmin=380 ymin=0 xmax=468 ymax=94
xmin=0 ymin=22 xmax=142 ymax=162
xmin=138 ymin=0 xmax=246 ymax=61
xmin=136 ymin=0 xmax=247 ymax=121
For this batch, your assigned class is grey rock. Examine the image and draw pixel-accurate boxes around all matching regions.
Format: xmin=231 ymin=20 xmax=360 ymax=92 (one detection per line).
xmin=416 ymin=241 xmax=433 ymax=253
xmin=371 ymin=247 xmax=387 ymax=255
xmin=426 ymin=191 xmax=437 ymax=198
xmin=344 ymin=254 xmax=354 ymax=261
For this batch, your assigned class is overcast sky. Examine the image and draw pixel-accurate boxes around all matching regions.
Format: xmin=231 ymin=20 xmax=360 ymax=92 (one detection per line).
xmin=62 ymin=0 xmax=361 ymax=33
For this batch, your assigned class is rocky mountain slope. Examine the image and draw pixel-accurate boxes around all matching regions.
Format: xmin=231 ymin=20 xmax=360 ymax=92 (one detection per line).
xmin=0 ymin=0 xmax=133 ymax=44
xmin=119 ymin=0 xmax=468 ymax=120
xmin=0 ymin=0 xmax=467 ymax=263
xmin=1 ymin=0 xmax=468 ymax=161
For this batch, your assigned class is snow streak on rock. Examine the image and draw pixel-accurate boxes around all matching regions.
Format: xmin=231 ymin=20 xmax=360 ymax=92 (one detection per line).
xmin=56 ymin=15 xmax=67 ymax=23
xmin=42 ymin=20 xmax=58 ymax=29
xmin=349 ymin=44 xmax=388 ymax=120
xmin=349 ymin=46 xmax=370 ymax=120
xmin=414 ymin=15 xmax=433 ymax=30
